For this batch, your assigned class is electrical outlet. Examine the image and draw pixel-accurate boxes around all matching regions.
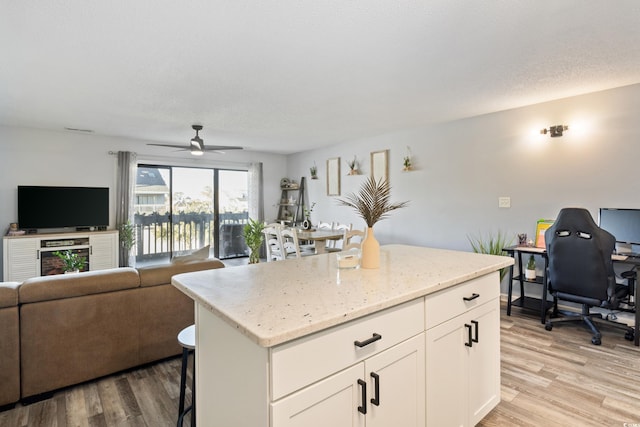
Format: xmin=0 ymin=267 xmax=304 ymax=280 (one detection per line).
xmin=498 ymin=196 xmax=511 ymax=208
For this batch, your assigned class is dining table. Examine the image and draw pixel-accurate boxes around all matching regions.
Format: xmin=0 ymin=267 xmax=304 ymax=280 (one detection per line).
xmin=296 ymin=228 xmax=344 ymax=254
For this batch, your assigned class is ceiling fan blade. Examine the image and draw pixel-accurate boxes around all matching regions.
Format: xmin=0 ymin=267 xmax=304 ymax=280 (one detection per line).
xmin=202 ymin=145 xmax=243 ymax=151
xmin=147 ymin=143 xmax=189 ymax=150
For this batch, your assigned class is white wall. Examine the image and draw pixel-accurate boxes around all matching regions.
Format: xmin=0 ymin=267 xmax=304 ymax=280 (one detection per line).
xmin=0 ymin=126 xmax=287 ymax=279
xmin=287 ymin=83 xmax=640 ymax=287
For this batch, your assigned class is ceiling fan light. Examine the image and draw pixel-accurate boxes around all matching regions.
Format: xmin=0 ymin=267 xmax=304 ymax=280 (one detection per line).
xmin=190 ymin=145 xmax=204 ymax=156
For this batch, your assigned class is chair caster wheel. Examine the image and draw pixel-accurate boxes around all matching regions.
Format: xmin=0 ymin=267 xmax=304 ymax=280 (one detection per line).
xmin=625 ymin=330 xmax=634 ymax=341
xmin=545 ymin=322 xmax=553 ymax=331
xmin=591 ymin=337 xmax=601 ymax=345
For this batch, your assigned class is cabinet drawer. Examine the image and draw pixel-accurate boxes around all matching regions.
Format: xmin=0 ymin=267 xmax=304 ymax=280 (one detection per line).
xmin=270 ymin=298 xmax=424 ymax=401
xmin=425 ymin=272 xmax=499 ymax=329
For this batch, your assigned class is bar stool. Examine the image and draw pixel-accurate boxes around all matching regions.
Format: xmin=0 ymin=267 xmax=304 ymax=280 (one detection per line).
xmin=177 ymin=324 xmax=195 ymax=427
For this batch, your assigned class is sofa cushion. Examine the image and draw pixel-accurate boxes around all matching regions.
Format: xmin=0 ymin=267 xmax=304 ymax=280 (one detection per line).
xmin=0 ymin=282 xmax=20 ymax=308
xmin=19 ymin=268 xmax=140 ymax=304
xmin=137 ymin=258 xmax=225 ymax=288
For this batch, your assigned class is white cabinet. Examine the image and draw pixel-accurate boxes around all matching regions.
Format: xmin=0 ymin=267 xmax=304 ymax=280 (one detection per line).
xmin=272 ymin=334 xmax=425 ymax=427
xmin=89 ymin=232 xmax=119 ymax=271
xmin=425 ymin=273 xmax=501 ymax=427
xmin=3 ymin=230 xmax=119 ymax=281
xmin=3 ymin=237 xmax=39 ymax=281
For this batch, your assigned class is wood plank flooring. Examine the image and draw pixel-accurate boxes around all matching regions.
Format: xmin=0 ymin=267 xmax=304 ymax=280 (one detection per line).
xmin=1 ymin=302 xmax=639 ymax=426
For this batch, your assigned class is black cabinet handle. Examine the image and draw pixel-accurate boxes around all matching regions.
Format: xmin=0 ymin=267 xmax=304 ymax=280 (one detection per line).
xmin=354 ymin=333 xmax=382 ymax=348
xmin=370 ymin=372 xmax=380 ymax=406
xmin=463 ymin=293 xmax=480 ymax=301
xmin=471 ymin=320 xmax=479 ymax=343
xmin=357 ymin=379 xmax=367 ymax=414
xmin=465 ymin=323 xmax=473 ymax=347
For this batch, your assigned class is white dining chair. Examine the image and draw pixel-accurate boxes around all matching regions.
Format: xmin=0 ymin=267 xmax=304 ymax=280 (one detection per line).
xmin=280 ymin=227 xmax=305 ymax=259
xmin=342 ymin=228 xmax=365 ymax=251
xmin=327 ymin=222 xmax=352 ymax=252
xmin=263 ymin=223 xmax=285 ymax=261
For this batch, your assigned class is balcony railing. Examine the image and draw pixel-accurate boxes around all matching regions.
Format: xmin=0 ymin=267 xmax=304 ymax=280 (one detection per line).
xmin=134 ymin=211 xmax=249 ymax=261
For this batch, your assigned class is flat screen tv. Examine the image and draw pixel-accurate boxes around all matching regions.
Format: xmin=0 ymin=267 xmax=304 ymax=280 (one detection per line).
xmin=18 ymin=186 xmax=109 ymax=230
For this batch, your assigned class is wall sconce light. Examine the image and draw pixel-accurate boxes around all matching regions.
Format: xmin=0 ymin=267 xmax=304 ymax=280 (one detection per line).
xmin=540 ymin=125 xmax=569 ymax=137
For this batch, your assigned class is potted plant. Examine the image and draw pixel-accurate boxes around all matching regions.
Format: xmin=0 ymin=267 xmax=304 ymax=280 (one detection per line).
xmin=243 ymin=218 xmax=265 ymax=264
xmin=338 ymin=176 xmax=408 ymax=268
xmin=347 ymin=156 xmax=359 ymax=175
xmin=53 ymin=249 xmax=87 ymax=273
xmin=467 ymin=230 xmax=513 ymax=282
xmin=303 ymin=202 xmax=316 ymax=230
xmin=118 ymin=221 xmax=135 ymax=267
xmin=525 ymin=254 xmax=537 ymax=280
xmin=310 ymin=163 xmax=318 ymax=180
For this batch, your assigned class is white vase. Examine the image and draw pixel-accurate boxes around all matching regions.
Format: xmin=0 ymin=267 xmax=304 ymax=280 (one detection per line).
xmin=361 ymin=227 xmax=380 ymax=269
xmin=525 ymin=269 xmax=536 ymax=281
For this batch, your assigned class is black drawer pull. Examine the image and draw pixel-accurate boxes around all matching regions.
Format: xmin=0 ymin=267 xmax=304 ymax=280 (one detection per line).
xmin=357 ymin=379 xmax=367 ymax=414
xmin=354 ymin=333 xmax=382 ymax=348
xmin=370 ymin=372 xmax=380 ymax=406
xmin=465 ymin=323 xmax=473 ymax=347
xmin=463 ymin=293 xmax=480 ymax=302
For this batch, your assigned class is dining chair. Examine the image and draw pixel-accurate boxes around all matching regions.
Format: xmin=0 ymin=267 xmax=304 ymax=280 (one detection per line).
xmin=263 ymin=223 xmax=284 ymax=261
xmin=280 ymin=227 xmax=309 ymax=259
xmin=342 ymin=228 xmax=365 ymax=251
xmin=327 ymin=222 xmax=352 ymax=252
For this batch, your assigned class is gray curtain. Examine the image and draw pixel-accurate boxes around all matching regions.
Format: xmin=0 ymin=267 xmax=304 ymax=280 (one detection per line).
xmin=115 ymin=151 xmax=137 ymax=267
xmin=248 ymin=162 xmax=264 ymax=223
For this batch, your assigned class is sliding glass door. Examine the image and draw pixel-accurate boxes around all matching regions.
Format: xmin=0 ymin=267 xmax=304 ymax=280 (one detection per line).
xmin=134 ymin=165 xmax=248 ymax=265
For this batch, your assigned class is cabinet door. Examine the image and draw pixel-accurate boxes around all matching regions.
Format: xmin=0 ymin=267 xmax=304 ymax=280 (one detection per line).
xmin=467 ymin=299 xmax=500 ymax=426
xmin=366 ymin=334 xmax=425 ymax=427
xmin=89 ymin=233 xmax=118 ymax=271
xmin=426 ymin=311 xmax=468 ymax=427
xmin=426 ymin=299 xmax=500 ymax=427
xmin=3 ymin=237 xmax=39 ymax=281
xmin=271 ymin=364 xmax=365 ymax=427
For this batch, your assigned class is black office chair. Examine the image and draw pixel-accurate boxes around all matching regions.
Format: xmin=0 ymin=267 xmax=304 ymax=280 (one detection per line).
xmin=544 ymin=207 xmax=635 ymax=345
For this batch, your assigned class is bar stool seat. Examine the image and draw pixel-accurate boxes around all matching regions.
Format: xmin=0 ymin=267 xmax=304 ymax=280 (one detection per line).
xmin=177 ymin=325 xmax=195 ymax=427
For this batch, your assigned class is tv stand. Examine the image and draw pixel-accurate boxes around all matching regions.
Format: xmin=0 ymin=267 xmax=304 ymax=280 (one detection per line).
xmin=3 ymin=230 xmax=119 ymax=282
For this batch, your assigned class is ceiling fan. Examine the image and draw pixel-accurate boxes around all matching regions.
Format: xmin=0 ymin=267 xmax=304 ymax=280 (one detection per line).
xmin=147 ymin=125 xmax=243 ymax=156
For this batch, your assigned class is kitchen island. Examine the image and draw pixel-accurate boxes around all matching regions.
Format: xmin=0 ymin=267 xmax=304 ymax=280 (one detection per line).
xmin=172 ymin=244 xmax=513 ymax=427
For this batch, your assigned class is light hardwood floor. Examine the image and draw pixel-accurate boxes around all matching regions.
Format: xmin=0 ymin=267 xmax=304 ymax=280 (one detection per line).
xmin=1 ymin=303 xmax=639 ymax=427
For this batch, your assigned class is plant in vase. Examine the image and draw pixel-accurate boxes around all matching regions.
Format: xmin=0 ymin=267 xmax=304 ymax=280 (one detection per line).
xmin=118 ymin=221 xmax=136 ymax=267
xmin=53 ymin=249 xmax=87 ymax=273
xmin=347 ymin=156 xmax=358 ymax=175
xmin=243 ymin=218 xmax=265 ymax=264
xmin=310 ymin=163 xmax=318 ymax=180
xmin=303 ymin=202 xmax=316 ymax=230
xmin=337 ymin=176 xmax=409 ymax=269
xmin=525 ymin=254 xmax=537 ymax=280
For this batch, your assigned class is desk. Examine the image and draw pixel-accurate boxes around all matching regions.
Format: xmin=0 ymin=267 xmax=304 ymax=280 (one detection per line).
xmin=296 ymin=229 xmax=343 ymax=254
xmin=503 ymin=245 xmax=639 ymax=346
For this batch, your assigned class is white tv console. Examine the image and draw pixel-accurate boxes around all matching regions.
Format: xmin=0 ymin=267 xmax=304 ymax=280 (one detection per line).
xmin=3 ymin=230 xmax=119 ymax=282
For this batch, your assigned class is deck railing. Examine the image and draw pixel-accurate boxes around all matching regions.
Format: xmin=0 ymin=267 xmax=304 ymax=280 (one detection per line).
xmin=134 ymin=211 xmax=249 ymax=261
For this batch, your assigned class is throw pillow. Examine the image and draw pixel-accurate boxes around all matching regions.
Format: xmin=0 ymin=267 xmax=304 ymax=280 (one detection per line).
xmin=171 ymin=245 xmax=210 ymax=264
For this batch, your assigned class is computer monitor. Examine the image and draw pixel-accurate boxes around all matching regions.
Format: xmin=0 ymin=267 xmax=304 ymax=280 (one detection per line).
xmin=598 ymin=208 xmax=640 ymax=254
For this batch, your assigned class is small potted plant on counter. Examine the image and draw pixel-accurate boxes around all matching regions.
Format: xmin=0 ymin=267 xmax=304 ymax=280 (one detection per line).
xmin=53 ymin=249 xmax=87 ymax=274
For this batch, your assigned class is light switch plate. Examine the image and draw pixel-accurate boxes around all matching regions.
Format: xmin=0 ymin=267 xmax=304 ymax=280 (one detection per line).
xmin=498 ymin=196 xmax=511 ymax=208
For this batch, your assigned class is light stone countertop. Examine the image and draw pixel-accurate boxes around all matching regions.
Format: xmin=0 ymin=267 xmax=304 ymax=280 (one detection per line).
xmin=171 ymin=244 xmax=514 ymax=348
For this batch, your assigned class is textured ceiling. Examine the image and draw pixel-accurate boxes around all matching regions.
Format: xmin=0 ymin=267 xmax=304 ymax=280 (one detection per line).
xmin=2 ymin=1 xmax=640 ymax=154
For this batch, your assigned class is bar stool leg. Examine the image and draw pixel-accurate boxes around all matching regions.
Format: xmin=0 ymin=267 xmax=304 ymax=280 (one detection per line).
xmin=178 ymin=347 xmax=188 ymax=420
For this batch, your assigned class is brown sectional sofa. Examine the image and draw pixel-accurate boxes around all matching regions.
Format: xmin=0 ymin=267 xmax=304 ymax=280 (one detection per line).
xmin=0 ymin=258 xmax=224 ymax=408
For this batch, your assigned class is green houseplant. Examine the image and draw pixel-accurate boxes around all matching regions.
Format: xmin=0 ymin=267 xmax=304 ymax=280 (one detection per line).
xmin=243 ymin=218 xmax=265 ymax=264
xmin=118 ymin=221 xmax=136 ymax=267
xmin=525 ymin=254 xmax=536 ymax=281
xmin=467 ymin=230 xmax=513 ymax=282
xmin=53 ymin=249 xmax=87 ymax=273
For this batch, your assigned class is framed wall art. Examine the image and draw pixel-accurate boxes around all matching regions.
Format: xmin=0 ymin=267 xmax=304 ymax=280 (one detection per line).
xmin=327 ymin=157 xmax=341 ymax=196
xmin=371 ymin=149 xmax=389 ymax=183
